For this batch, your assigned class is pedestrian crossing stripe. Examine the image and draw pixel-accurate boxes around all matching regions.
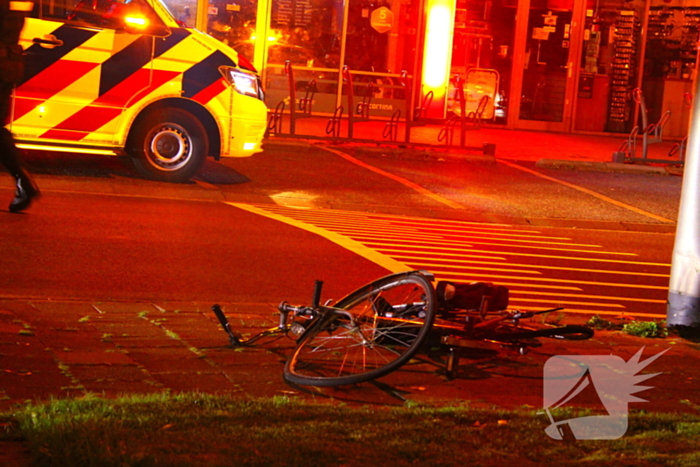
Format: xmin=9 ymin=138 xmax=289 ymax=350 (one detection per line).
xmin=228 ymin=203 xmax=670 ymax=318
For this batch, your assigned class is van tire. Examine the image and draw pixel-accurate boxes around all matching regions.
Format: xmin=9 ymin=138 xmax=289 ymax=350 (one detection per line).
xmin=129 ymin=109 xmax=208 ymax=183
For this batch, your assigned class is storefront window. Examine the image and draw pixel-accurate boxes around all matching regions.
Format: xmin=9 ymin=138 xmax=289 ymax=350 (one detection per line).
xmin=164 ymin=0 xmax=198 ymax=27
xmin=206 ymin=0 xmax=258 ymax=48
xmin=262 ymin=0 xmax=342 ymax=113
xmin=574 ymin=1 xmax=640 ymax=133
xmin=639 ymin=3 xmax=697 ymax=139
xmin=448 ymin=0 xmax=515 ymax=124
xmin=340 ymin=0 xmax=418 ymax=118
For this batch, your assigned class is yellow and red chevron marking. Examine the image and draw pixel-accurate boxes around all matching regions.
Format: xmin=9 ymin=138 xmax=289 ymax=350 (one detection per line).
xmin=39 ymin=69 xmax=181 ymax=141
xmin=15 ymin=20 xmax=237 ymax=143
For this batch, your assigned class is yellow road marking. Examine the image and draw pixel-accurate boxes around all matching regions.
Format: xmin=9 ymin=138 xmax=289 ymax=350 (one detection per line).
xmin=262 ymin=205 xmax=552 ymax=234
xmin=398 ymin=257 xmax=670 ymax=278
xmin=227 ymin=202 xmax=408 ymax=273
xmin=354 ymin=234 xmax=630 ymax=255
xmin=510 ymin=291 xmax=666 ymax=304
xmin=267 ymin=210 xmax=571 ymax=239
xmin=230 ymin=203 xmax=668 ymax=317
xmin=509 ymin=299 xmax=626 ymax=308
xmin=272 ymin=216 xmax=566 ymax=240
xmin=499 ymin=159 xmax=675 ymax=223
xmin=322 ymin=226 xmax=600 ymax=248
xmin=435 ymin=270 xmax=668 ymax=289
xmin=320 ymin=146 xmax=465 ymax=210
xmin=370 ymin=244 xmax=663 ymax=265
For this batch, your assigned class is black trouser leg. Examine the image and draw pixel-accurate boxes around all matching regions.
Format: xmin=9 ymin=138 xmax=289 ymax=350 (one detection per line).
xmin=0 ymin=126 xmax=25 ymax=178
xmin=0 ymin=83 xmax=25 ymax=178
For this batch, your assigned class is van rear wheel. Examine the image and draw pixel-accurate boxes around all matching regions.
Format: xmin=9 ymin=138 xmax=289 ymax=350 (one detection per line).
xmin=129 ymin=109 xmax=208 ymax=183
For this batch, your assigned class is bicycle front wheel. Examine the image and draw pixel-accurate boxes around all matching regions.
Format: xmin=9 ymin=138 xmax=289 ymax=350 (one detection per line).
xmin=284 ymin=271 xmax=437 ymax=387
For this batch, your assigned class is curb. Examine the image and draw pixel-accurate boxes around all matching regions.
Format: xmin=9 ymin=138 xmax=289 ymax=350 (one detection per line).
xmin=536 ymin=158 xmax=682 ymax=175
xmin=348 ymin=145 xmax=497 ymax=163
xmin=264 ymin=137 xmax=498 ymax=164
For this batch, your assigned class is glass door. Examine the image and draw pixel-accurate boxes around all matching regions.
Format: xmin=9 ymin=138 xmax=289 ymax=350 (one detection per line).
xmin=513 ymin=0 xmax=584 ymax=131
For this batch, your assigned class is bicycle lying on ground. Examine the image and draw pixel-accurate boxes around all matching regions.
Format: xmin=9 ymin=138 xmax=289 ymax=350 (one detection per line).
xmin=212 ymin=270 xmax=593 ymax=387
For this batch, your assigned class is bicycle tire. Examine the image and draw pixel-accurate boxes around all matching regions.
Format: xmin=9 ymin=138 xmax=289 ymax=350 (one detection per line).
xmin=481 ymin=324 xmax=594 ymax=342
xmin=283 ymin=271 xmax=437 ymax=387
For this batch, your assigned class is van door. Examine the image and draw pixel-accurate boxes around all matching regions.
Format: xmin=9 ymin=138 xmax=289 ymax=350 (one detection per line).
xmin=13 ymin=0 xmax=157 ymax=145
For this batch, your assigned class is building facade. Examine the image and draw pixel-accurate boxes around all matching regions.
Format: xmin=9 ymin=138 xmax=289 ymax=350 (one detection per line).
xmin=161 ymin=0 xmax=700 ymax=138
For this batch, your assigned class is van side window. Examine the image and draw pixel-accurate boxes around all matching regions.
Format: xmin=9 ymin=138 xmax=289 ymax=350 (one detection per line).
xmin=64 ymin=0 xmax=125 ymax=26
xmin=37 ymin=0 xmax=70 ymax=20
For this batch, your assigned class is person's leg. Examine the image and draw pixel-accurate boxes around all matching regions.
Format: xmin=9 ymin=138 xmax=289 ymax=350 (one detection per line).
xmin=0 ymin=84 xmax=40 ymax=212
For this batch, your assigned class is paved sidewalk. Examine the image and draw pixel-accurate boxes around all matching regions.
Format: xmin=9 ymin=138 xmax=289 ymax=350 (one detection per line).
xmin=1 ymin=298 xmax=697 ymax=413
xmin=278 ymin=118 xmax=684 ymax=163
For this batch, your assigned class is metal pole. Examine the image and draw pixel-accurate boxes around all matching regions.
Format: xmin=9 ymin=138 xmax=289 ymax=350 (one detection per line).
xmin=667 ymin=76 xmax=700 ymax=333
xmin=632 ymin=0 xmax=651 ymax=131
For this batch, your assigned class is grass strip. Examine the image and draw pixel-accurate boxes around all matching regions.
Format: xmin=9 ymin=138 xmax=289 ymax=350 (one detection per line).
xmin=1 ymin=393 xmax=699 ymax=466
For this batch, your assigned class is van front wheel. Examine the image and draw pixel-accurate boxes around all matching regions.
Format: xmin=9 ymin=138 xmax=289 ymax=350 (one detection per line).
xmin=129 ymin=109 xmax=208 ymax=183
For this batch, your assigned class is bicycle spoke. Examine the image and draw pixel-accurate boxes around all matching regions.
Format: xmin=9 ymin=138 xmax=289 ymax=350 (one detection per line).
xmin=284 ymin=272 xmax=437 ymax=386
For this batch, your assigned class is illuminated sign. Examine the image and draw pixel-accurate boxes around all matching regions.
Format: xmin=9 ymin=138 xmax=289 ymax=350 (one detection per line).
xmin=421 ymin=0 xmax=456 ymax=118
xmin=370 ymin=7 xmax=394 ymax=34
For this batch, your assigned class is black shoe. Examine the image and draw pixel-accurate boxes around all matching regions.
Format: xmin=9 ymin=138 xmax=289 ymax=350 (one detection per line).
xmin=9 ymin=172 xmax=40 ymax=213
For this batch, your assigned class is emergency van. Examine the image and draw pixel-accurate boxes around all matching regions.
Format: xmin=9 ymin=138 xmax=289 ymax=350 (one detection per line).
xmin=11 ymin=0 xmax=268 ymax=182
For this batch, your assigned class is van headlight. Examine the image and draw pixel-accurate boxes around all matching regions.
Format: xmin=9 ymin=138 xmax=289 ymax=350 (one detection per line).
xmin=220 ymin=66 xmax=263 ymax=99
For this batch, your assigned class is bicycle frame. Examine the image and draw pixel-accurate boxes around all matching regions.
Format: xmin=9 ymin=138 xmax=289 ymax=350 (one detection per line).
xmin=211 ymin=270 xmax=593 ymax=385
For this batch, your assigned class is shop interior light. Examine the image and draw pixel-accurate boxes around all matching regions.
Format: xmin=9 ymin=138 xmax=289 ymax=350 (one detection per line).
xmin=249 ymin=34 xmax=277 ymax=42
xmin=422 ymin=0 xmax=455 ymax=118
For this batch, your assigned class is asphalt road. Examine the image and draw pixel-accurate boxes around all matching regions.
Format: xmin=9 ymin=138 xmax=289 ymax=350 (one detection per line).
xmin=0 ymin=141 xmax=680 ymax=319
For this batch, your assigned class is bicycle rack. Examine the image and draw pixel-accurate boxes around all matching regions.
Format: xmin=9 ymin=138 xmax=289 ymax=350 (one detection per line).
xmin=267 ymin=100 xmax=285 ymax=136
xmin=668 ymin=92 xmax=693 ymax=161
xmin=437 ymin=114 xmax=458 ymax=147
xmin=436 ymin=75 xmax=495 ymax=154
xmin=344 ymin=65 xmax=375 ymax=140
xmin=613 ymin=125 xmax=639 ymax=162
xmin=325 ymin=105 xmax=343 ymax=138
xmin=342 ymin=67 xmax=405 ymax=143
xmin=286 ymin=61 xmax=318 ymax=135
xmin=411 ymin=90 xmax=433 ymax=124
xmin=613 ymin=88 xmax=683 ymax=165
xmin=466 ymin=95 xmax=490 ymax=130
xmin=383 ymin=109 xmax=401 ymax=142
xmin=268 ymin=63 xmax=493 ymax=155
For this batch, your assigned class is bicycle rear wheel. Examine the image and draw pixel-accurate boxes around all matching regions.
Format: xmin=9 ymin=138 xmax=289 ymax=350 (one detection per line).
xmin=284 ymin=271 xmax=437 ymax=387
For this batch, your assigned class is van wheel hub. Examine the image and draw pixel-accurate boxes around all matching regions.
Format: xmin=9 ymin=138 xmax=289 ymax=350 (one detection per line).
xmin=148 ymin=125 xmax=192 ymax=170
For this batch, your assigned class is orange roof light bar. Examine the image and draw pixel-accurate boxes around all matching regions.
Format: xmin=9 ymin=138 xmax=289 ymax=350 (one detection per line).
xmin=421 ymin=0 xmax=455 ymax=119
